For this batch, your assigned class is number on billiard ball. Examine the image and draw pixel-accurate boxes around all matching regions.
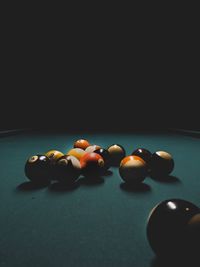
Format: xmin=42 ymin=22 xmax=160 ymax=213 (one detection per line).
xmin=45 ymin=150 xmax=64 ymax=163
xmin=94 ymin=148 xmax=110 ymax=171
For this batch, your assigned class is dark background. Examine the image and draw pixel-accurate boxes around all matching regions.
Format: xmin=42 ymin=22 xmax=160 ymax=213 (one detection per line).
xmin=1 ymin=13 xmax=199 ymax=132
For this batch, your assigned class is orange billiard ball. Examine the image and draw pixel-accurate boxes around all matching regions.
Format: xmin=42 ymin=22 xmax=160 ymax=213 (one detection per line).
xmin=119 ymin=155 xmax=148 ymax=184
xmin=73 ymin=139 xmax=90 ymax=150
xmin=80 ymin=152 xmax=104 ymax=177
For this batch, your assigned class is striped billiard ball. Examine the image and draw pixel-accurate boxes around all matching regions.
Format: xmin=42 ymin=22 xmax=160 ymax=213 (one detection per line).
xmin=85 ymin=145 xmax=101 ymax=153
xmin=55 ymin=155 xmax=81 ymax=184
xmin=67 ymin=148 xmax=86 ymax=160
xmin=119 ymin=155 xmax=148 ymax=184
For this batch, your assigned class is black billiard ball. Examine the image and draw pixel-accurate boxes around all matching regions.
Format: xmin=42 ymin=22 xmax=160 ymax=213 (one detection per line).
xmin=132 ymin=148 xmax=152 ymax=164
xmin=107 ymin=144 xmax=126 ymax=166
xmin=55 ymin=155 xmax=81 ymax=184
xmin=150 ymin=150 xmax=174 ymax=177
xmin=25 ymin=155 xmax=51 ymax=183
xmin=147 ymin=199 xmax=200 ymax=257
xmin=94 ymin=148 xmax=110 ymax=171
xmin=119 ymin=155 xmax=148 ymax=183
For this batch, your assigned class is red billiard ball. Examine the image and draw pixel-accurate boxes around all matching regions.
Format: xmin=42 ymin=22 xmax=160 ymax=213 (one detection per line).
xmin=80 ymin=152 xmax=105 ymax=177
xmin=73 ymin=139 xmax=90 ymax=150
xmin=25 ymin=155 xmax=51 ymax=184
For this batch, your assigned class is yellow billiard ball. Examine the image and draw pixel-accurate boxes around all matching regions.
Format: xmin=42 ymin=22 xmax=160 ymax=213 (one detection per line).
xmin=45 ymin=150 xmax=64 ymax=162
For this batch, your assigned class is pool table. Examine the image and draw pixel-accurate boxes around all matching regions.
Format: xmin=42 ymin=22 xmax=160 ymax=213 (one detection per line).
xmin=1 ymin=129 xmax=200 ymax=267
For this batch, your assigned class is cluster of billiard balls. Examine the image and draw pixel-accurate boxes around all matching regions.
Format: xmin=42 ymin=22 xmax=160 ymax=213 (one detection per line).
xmin=24 ymin=139 xmax=112 ymax=184
xmin=24 ymin=139 xmax=200 ymax=259
xmin=24 ymin=139 xmax=174 ymax=185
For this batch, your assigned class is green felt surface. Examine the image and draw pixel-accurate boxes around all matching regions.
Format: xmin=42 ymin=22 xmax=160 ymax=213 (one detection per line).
xmin=1 ymin=131 xmax=200 ymax=267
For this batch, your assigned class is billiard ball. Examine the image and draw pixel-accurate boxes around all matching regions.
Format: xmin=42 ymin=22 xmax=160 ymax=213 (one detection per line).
xmin=24 ymin=155 xmax=51 ymax=183
xmin=55 ymin=155 xmax=81 ymax=184
xmin=73 ymin=139 xmax=90 ymax=150
xmin=80 ymin=152 xmax=105 ymax=177
xmin=67 ymin=148 xmax=86 ymax=160
xmin=94 ymin=148 xmax=110 ymax=171
xmin=147 ymin=199 xmax=200 ymax=257
xmin=45 ymin=150 xmax=64 ymax=163
xmin=150 ymin=151 xmax=174 ymax=176
xmin=107 ymin=144 xmax=126 ymax=166
xmin=119 ymin=155 xmax=148 ymax=183
xmin=132 ymin=148 xmax=152 ymax=165
xmin=85 ymin=145 xmax=101 ymax=153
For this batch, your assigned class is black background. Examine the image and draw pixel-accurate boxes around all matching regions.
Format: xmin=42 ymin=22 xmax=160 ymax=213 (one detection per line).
xmin=1 ymin=13 xmax=199 ymax=132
